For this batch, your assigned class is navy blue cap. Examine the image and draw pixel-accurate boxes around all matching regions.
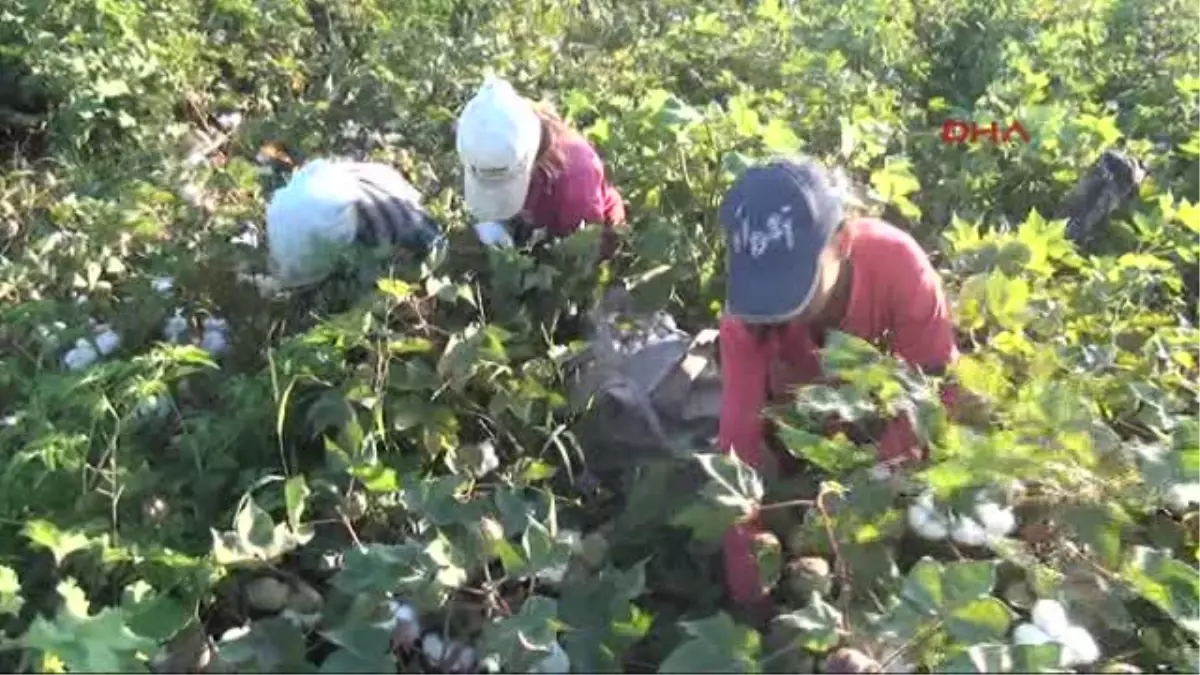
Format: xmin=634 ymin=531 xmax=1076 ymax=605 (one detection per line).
xmin=718 ymin=158 xmax=843 ymax=323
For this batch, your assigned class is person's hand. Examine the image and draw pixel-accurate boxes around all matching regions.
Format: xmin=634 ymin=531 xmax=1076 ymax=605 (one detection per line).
xmin=473 ymin=221 xmax=514 ymax=248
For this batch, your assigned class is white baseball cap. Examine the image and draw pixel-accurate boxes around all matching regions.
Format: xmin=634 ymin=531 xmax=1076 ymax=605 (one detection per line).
xmin=265 ymin=159 xmax=360 ymax=289
xmin=456 ymin=75 xmax=542 ymax=223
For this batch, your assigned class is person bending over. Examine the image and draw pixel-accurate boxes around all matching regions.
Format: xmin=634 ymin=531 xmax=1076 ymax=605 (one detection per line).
xmin=456 ymin=74 xmax=626 ymax=258
xmin=265 ymin=158 xmax=443 ymax=291
xmin=715 ymin=157 xmax=961 ymax=617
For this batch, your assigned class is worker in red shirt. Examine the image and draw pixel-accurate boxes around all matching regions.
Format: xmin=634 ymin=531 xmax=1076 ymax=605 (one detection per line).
xmin=456 ymin=75 xmax=626 ymax=258
xmin=715 ymin=157 xmax=961 ymax=616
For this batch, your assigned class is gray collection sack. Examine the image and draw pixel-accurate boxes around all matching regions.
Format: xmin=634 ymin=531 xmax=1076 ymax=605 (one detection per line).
xmin=566 ymin=294 xmax=722 ymax=474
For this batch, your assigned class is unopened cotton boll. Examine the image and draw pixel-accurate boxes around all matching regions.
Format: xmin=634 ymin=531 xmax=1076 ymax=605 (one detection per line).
xmin=974 ymin=501 xmax=1016 ymax=537
xmin=1058 ymin=625 xmax=1100 ymax=667
xmin=1012 ymin=622 xmax=1053 ymax=646
xmin=527 ymin=641 xmax=570 ymax=674
xmin=1031 ymin=599 xmax=1070 ymax=640
xmin=951 ymin=515 xmax=989 ymax=547
xmin=1165 ymin=483 xmax=1200 ymax=511
xmin=64 ymin=338 xmax=99 ymax=371
xmin=93 ymin=328 xmax=121 ymax=356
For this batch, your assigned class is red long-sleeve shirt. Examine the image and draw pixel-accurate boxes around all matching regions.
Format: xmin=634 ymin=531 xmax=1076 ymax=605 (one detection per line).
xmin=522 ymin=131 xmax=625 ymax=258
xmin=717 ymin=217 xmax=960 ymax=606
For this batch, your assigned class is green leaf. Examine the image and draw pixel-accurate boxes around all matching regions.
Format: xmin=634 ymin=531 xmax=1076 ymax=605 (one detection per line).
xmin=120 ymin=581 xmax=191 ymax=642
xmin=945 ymin=598 xmax=1013 ymax=643
xmin=23 ymin=520 xmax=96 ymax=565
xmin=284 ymin=475 xmax=311 ymax=532
xmin=0 ymin=565 xmax=23 ymax=617
xmin=671 ymin=453 xmax=764 ymax=541
xmin=479 ymin=595 xmax=562 ymax=673
xmin=319 ymin=648 xmax=396 ymax=674
xmin=1061 ymin=503 xmax=1131 ymax=568
xmin=1121 ymin=546 xmax=1200 ymax=635
xmin=559 ymin=563 xmax=651 ymax=672
xmin=936 ymin=643 xmax=1014 ymax=673
xmin=1012 ymin=643 xmax=1063 ymax=673
xmin=23 ymin=581 xmax=157 ymax=674
xmin=216 ymin=616 xmax=310 ymax=672
xmin=769 ymin=595 xmax=842 ymax=652
xmin=657 ymin=612 xmax=761 ymax=673
xmin=235 ymin=497 xmax=277 ymax=550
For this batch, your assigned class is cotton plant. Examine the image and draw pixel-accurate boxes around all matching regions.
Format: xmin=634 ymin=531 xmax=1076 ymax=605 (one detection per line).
xmin=906 ymin=490 xmax=1017 ymax=546
xmin=1013 ymin=599 xmax=1101 ymax=668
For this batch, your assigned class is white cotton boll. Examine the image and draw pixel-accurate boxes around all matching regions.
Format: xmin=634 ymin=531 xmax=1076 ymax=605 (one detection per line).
xmin=474 ymin=221 xmax=515 ymax=248
xmin=1058 ymin=625 xmax=1100 ymax=667
xmin=421 ymin=633 xmax=445 ymax=664
xmin=560 ymin=529 xmax=584 ymax=555
xmin=94 ymin=328 xmax=121 ymax=356
xmin=152 ymin=276 xmax=175 ymax=294
xmin=868 ymin=464 xmax=892 ymax=482
xmin=200 ymin=328 xmax=228 ymax=356
xmin=386 ymin=600 xmax=420 ymax=649
xmin=447 ymin=643 xmax=476 ymax=673
xmin=1012 ymin=622 xmax=1053 ymax=646
xmin=37 ymin=322 xmax=66 ymax=348
xmin=1031 ymin=600 xmax=1070 ymax=640
xmin=180 ymin=184 xmax=204 ymax=208
xmin=185 ymin=151 xmax=207 ymax=168
xmin=219 ymin=625 xmax=251 ymax=643
xmin=163 ymin=311 xmax=189 ymax=344
xmin=1165 ymin=483 xmax=1200 ymax=511
xmin=64 ymin=338 xmax=99 ymax=371
xmin=217 ymin=112 xmax=242 ymax=131
xmin=202 ymin=316 xmax=229 ymax=333
xmin=476 ymin=441 xmax=500 ymax=476
xmin=537 ymin=562 xmax=569 ymax=586
xmin=951 ymin=515 xmax=989 ymax=547
xmin=918 ymin=516 xmax=950 ymax=540
xmin=527 ymin=641 xmax=570 ymax=674
xmin=975 ymin=501 xmax=1016 ymax=537
xmin=479 ymin=655 xmax=502 ymax=673
xmin=907 ymin=493 xmax=949 ymax=540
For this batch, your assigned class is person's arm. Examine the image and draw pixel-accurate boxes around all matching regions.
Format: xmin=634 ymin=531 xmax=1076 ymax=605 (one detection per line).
xmin=877 ymin=241 xmax=960 ymax=463
xmin=717 ymin=317 xmax=773 ymax=608
xmin=718 ymin=317 xmax=770 ymax=467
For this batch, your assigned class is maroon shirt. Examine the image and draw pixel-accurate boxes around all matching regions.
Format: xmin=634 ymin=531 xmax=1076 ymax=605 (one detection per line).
xmin=521 ymin=131 xmax=625 ymax=255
